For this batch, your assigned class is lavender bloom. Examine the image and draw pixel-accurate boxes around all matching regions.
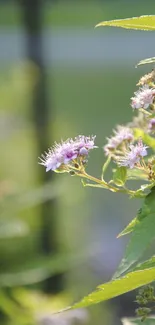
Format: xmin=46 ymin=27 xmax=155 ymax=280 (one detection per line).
xmin=39 ymin=135 xmax=96 ymax=172
xmin=131 ymin=85 xmax=155 ymax=110
xmin=118 ymin=140 xmax=148 ymax=169
xmin=104 ymin=126 xmax=133 ymax=156
xmin=148 ymin=118 xmax=155 ymax=132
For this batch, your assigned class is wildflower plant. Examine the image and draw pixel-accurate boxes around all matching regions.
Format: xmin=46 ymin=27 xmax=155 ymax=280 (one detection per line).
xmin=40 ymin=15 xmax=155 ymax=324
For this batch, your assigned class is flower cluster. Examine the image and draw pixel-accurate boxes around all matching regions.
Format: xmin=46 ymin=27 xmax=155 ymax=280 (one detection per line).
xmin=103 ymin=71 xmax=155 ymax=173
xmin=117 ymin=139 xmax=148 ymax=169
xmin=131 ymin=85 xmax=155 ymax=110
xmin=103 ymin=127 xmax=148 ymax=169
xmin=104 ymin=126 xmax=133 ymax=156
xmin=39 ymin=135 xmax=96 ymax=173
xmin=40 ymin=69 xmax=155 ymax=195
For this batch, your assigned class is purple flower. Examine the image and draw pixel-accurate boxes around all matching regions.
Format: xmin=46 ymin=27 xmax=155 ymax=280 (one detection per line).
xmin=39 ymin=135 xmax=96 ymax=172
xmin=131 ymin=85 xmax=155 ymax=110
xmin=148 ymin=118 xmax=155 ymax=132
xmin=104 ymin=126 xmax=133 ymax=156
xmin=118 ymin=140 xmax=148 ymax=169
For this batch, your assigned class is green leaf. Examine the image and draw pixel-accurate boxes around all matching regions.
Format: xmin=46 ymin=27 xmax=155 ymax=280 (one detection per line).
xmin=134 ymin=128 xmax=155 ymax=150
xmin=113 ymin=166 xmax=127 ymax=186
xmin=117 ymin=189 xmax=154 ymax=238
xmin=65 ymin=268 xmax=155 ymax=310
xmin=122 ymin=317 xmax=155 ymax=325
xmin=133 ymin=256 xmax=155 ymax=272
xmin=114 ymin=213 xmax=155 ymax=278
xmin=117 ymin=216 xmax=138 ymax=238
xmin=95 ymin=15 xmax=155 ymax=31
xmin=114 ymin=188 xmax=155 ymax=278
xmin=136 ymin=57 xmax=155 ymax=67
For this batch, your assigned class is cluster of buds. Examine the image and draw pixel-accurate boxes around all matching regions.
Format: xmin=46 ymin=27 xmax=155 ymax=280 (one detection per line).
xmin=135 ymin=285 xmax=155 ymax=321
xmin=39 ymin=69 xmax=155 ymax=197
xmin=136 ymin=285 xmax=155 ymax=305
xmin=136 ymin=307 xmax=151 ymax=322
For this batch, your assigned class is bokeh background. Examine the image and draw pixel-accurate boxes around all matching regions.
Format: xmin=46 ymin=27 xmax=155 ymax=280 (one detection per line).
xmin=0 ymin=1 xmax=155 ymax=324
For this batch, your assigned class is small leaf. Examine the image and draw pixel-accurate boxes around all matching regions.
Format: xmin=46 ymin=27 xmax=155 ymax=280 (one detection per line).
xmin=117 ymin=217 xmax=138 ymax=238
xmin=66 ymin=268 xmax=155 ymax=310
xmin=136 ymin=57 xmax=155 ymax=67
xmin=113 ymin=166 xmax=127 ymax=186
xmin=95 ymin=15 xmax=155 ymax=31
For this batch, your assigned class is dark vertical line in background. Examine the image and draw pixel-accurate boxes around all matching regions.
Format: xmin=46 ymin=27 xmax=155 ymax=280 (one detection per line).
xmin=20 ymin=0 xmax=64 ymax=293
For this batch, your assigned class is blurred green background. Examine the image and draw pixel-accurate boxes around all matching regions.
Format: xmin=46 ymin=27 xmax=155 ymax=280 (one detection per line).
xmin=0 ymin=1 xmax=154 ymax=324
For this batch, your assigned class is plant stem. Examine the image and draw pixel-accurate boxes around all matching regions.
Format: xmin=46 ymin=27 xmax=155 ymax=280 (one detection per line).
xmin=79 ymin=171 xmax=136 ymax=195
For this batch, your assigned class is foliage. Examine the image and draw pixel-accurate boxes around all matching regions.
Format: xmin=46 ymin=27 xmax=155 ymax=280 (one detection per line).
xmin=2 ymin=5 xmax=155 ymax=325
xmin=38 ymin=14 xmax=155 ymax=324
xmin=95 ymin=15 xmax=155 ymax=30
xmin=0 ymin=60 xmax=142 ymax=324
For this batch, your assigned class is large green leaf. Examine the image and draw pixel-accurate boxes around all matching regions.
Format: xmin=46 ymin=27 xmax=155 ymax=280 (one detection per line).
xmin=114 ymin=188 xmax=155 ymax=278
xmin=95 ymin=15 xmax=155 ymax=31
xmin=122 ymin=317 xmax=155 ymax=325
xmin=65 ymin=268 xmax=155 ymax=310
xmin=136 ymin=57 xmax=155 ymax=67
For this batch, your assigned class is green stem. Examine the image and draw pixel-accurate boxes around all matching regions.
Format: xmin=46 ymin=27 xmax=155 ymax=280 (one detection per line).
xmin=80 ymin=172 xmax=109 ymax=188
xmin=139 ymin=108 xmax=151 ymax=116
xmin=101 ymin=156 xmax=111 ymax=180
xmin=69 ymin=165 xmax=146 ymax=197
xmin=79 ymin=171 xmax=136 ymax=195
